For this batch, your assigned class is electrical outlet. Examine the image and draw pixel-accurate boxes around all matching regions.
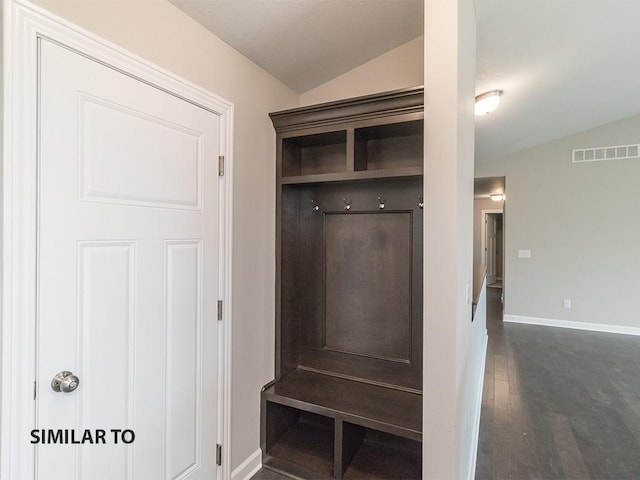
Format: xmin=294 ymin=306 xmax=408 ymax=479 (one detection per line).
xmin=563 ymin=299 xmax=571 ymax=309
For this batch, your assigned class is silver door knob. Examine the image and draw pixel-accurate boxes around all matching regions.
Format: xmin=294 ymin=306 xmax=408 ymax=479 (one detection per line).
xmin=51 ymin=371 xmax=80 ymax=393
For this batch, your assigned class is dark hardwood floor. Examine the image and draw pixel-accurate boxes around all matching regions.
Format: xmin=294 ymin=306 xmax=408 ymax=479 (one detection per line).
xmin=252 ymin=288 xmax=640 ymax=479
xmin=251 ymin=469 xmax=290 ymax=480
xmin=476 ymin=288 xmax=640 ymax=480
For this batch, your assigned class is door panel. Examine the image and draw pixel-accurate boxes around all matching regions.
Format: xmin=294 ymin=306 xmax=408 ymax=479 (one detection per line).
xmin=78 ymin=242 xmax=135 ymax=478
xmin=80 ymin=94 xmax=203 ymax=209
xmin=37 ymin=39 xmax=220 ymax=480
xmin=165 ymin=241 xmax=202 ymax=479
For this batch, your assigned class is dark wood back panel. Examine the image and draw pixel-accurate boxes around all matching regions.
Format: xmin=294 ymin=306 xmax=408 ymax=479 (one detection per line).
xmin=281 ymin=178 xmax=423 ymax=391
xmin=324 ymin=211 xmax=412 ymax=362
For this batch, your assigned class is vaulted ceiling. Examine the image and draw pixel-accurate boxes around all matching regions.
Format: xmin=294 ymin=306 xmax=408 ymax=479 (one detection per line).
xmin=169 ymin=0 xmax=423 ymax=93
xmin=475 ymin=0 xmax=640 ymax=163
xmin=170 ymin=0 xmax=640 ymax=164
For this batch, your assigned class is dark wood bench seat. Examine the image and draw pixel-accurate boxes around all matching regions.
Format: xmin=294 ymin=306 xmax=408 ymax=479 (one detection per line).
xmin=263 ymin=369 xmax=422 ymax=441
xmin=261 ymin=369 xmax=422 ymax=479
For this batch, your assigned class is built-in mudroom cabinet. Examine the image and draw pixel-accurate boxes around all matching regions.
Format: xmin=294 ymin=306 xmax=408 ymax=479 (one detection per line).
xmin=261 ymin=87 xmax=424 ymax=479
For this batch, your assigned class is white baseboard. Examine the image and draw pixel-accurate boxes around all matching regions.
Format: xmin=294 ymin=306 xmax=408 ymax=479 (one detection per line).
xmin=231 ymin=448 xmax=262 ymax=480
xmin=467 ymin=333 xmax=488 ymax=480
xmin=504 ymin=315 xmax=640 ymax=336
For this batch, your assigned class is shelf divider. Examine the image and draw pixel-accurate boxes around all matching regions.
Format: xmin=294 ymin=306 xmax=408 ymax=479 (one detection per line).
xmin=346 ymin=128 xmax=355 ymax=173
xmin=280 ymin=166 xmax=423 ymax=185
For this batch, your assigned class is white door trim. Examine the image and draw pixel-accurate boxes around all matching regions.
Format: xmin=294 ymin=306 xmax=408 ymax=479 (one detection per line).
xmin=1 ymin=1 xmax=234 ymax=478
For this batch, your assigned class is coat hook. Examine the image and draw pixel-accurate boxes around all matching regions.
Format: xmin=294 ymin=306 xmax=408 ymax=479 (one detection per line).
xmin=418 ymin=195 xmax=424 ymax=209
xmin=378 ymin=197 xmax=385 ymax=210
xmin=343 ymin=198 xmax=352 ymax=211
xmin=311 ymin=199 xmax=319 ymax=212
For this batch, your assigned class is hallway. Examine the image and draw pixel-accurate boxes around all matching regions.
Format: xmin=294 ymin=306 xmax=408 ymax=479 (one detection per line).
xmin=476 ymin=288 xmax=640 ymax=479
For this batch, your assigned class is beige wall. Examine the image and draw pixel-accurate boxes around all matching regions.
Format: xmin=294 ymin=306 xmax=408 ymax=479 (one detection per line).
xmin=477 ymin=113 xmax=640 ymax=329
xmin=423 ymin=0 xmax=483 ymax=478
xmin=299 ymin=36 xmax=423 ymax=105
xmin=29 ymin=0 xmax=300 ymax=471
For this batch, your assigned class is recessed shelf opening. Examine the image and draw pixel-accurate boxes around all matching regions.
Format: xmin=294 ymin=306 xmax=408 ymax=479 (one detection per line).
xmin=282 ymin=130 xmax=347 ymax=177
xmin=355 ymin=120 xmax=423 ymax=171
xmin=264 ymin=402 xmax=335 ymax=478
xmin=342 ymin=423 xmax=421 ymax=479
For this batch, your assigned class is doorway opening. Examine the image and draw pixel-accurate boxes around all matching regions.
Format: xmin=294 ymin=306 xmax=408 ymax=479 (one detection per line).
xmin=474 ymin=176 xmax=506 ymax=308
xmin=484 ymin=212 xmax=503 ymax=288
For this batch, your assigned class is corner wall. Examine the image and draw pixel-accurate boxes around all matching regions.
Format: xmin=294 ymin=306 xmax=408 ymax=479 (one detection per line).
xmin=424 ymin=1 xmax=485 ymax=478
xmin=28 ymin=0 xmax=300 ymax=472
xmin=476 ymin=113 xmax=640 ymax=331
xmin=299 ymin=36 xmax=423 ymax=106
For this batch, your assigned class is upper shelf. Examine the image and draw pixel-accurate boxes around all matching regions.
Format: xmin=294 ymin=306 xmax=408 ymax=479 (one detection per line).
xmin=280 ymin=119 xmax=424 ymax=184
xmin=280 ymin=166 xmax=423 ymax=185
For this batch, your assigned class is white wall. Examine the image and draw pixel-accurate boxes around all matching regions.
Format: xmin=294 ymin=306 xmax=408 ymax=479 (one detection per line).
xmin=477 ymin=113 xmax=640 ymax=330
xmin=28 ymin=0 xmax=299 ymax=471
xmin=299 ymin=36 xmax=423 ymax=105
xmin=424 ymin=1 xmax=485 ymax=478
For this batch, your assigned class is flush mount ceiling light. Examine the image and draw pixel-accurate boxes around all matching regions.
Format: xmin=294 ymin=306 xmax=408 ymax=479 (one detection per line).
xmin=490 ymin=193 xmax=504 ymax=201
xmin=475 ymin=90 xmax=503 ymax=116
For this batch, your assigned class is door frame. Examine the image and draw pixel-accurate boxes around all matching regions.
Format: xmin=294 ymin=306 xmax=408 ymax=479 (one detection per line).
xmin=1 ymin=1 xmax=234 ymax=478
xmin=480 ymin=209 xmax=503 ymax=268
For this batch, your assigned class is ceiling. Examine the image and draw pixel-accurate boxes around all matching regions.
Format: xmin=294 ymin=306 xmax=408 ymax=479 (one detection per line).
xmin=474 ymin=176 xmax=505 ymax=199
xmin=169 ymin=0 xmax=423 ymax=93
xmin=169 ymin=0 xmax=640 ymax=164
xmin=475 ymin=0 xmax=640 ymax=162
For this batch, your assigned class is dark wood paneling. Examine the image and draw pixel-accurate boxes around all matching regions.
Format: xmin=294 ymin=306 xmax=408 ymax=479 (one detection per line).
xmin=268 ymin=88 xmax=425 ymax=480
xmin=270 ymin=87 xmax=424 ymax=133
xmin=283 ymin=131 xmax=347 ymax=177
xmin=324 ymin=211 xmax=412 ymax=362
xmin=264 ymin=401 xmax=299 ymax=453
xmin=284 ymin=178 xmax=423 ymax=390
xmin=343 ymin=429 xmax=421 ymax=480
xmin=265 ymin=409 xmax=335 ymax=479
xmin=280 ymin=167 xmax=422 ymax=185
xmin=341 ymin=422 xmax=365 ymax=477
xmin=354 ymin=120 xmax=423 ymax=171
xmin=280 ymin=188 xmax=303 ymax=377
xmin=265 ymin=369 xmax=422 ymax=440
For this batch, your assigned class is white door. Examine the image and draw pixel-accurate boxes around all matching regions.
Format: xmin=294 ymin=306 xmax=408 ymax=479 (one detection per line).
xmin=485 ymin=214 xmax=497 ymax=285
xmin=36 ymin=39 xmax=221 ymax=480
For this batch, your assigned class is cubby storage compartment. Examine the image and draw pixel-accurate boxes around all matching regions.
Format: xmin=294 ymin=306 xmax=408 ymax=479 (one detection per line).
xmin=263 ymin=402 xmax=335 ymax=478
xmin=262 ymin=370 xmax=422 ymax=480
xmin=342 ymin=424 xmax=421 ymax=479
xmin=282 ymin=130 xmax=347 ymax=177
xmin=280 ymin=178 xmax=423 ymax=390
xmin=354 ymin=119 xmax=423 ymax=171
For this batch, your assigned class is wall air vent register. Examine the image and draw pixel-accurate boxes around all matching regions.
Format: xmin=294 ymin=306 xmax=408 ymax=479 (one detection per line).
xmin=573 ymin=144 xmax=640 ymax=163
